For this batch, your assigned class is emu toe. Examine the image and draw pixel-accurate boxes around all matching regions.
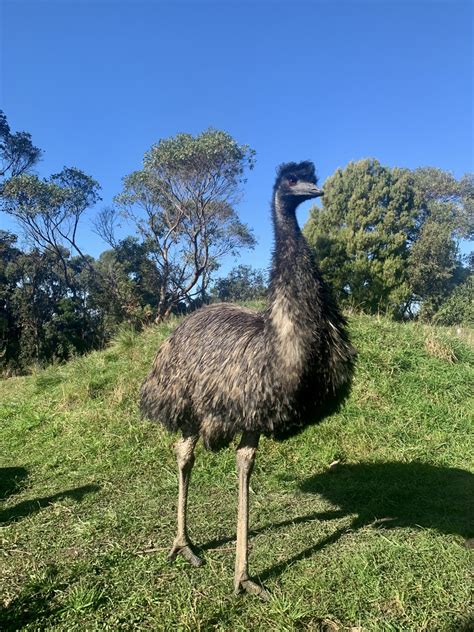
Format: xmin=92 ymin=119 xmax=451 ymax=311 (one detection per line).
xmin=235 ymin=577 xmax=271 ymax=600
xmin=167 ymin=542 xmax=204 ymax=567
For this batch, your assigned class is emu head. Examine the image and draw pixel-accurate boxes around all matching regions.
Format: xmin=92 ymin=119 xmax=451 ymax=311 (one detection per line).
xmin=274 ymin=161 xmax=324 ymax=202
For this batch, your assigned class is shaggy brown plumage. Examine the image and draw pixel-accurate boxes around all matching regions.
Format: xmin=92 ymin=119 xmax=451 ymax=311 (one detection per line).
xmin=141 ymin=162 xmax=354 ymax=448
xmin=140 ymin=160 xmax=356 ymax=596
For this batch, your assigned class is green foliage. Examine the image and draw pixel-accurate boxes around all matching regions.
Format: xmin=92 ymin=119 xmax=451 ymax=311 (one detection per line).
xmin=143 ymin=128 xmax=256 ymax=185
xmin=433 ymin=275 xmax=474 ymax=327
xmin=2 ymin=167 xmax=101 ymax=266
xmin=413 ymin=167 xmax=474 ymax=240
xmin=304 ymin=159 xmax=472 ymax=319
xmin=0 ymin=114 xmax=100 ymax=253
xmin=408 ymin=219 xmax=465 ymax=321
xmin=0 ymin=230 xmax=171 ymax=375
xmin=0 ymin=314 xmax=472 ymax=630
xmin=92 ymin=238 xmax=162 ymax=328
xmin=408 ymin=167 xmax=472 ymax=320
xmin=211 ymin=265 xmax=268 ymax=302
xmin=114 ymin=128 xmax=256 ymax=319
xmin=0 ymin=231 xmax=22 ymax=370
xmin=304 ymin=160 xmax=417 ymax=316
xmin=0 ymin=243 xmax=105 ymax=373
xmin=0 ymin=110 xmax=42 ymax=194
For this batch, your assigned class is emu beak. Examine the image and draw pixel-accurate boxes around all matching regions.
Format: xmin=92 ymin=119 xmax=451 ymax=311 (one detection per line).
xmin=311 ymin=186 xmax=324 ymax=198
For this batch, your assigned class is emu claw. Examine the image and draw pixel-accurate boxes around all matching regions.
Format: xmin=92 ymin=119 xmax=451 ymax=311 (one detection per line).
xmin=235 ymin=578 xmax=271 ymax=600
xmin=167 ymin=543 xmax=204 ymax=567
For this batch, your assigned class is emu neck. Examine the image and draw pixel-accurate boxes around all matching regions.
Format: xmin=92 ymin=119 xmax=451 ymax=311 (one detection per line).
xmin=267 ymin=192 xmax=321 ymax=384
xmin=271 ymin=194 xmax=304 ymax=275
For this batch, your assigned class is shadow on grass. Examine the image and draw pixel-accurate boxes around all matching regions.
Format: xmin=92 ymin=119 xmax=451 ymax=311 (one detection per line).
xmin=0 ymin=564 xmax=65 ymax=631
xmin=257 ymin=461 xmax=473 ymax=582
xmin=0 ymin=484 xmax=100 ymax=525
xmin=197 ymin=461 xmax=472 ymax=584
xmin=198 ymin=509 xmax=347 ymax=553
xmin=0 ymin=467 xmax=29 ymax=500
xmin=454 ymin=617 xmax=474 ymax=632
xmin=299 ymin=461 xmax=473 ymax=538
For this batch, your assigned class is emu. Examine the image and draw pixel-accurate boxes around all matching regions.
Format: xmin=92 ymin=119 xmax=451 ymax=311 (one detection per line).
xmin=140 ymin=161 xmax=355 ymax=597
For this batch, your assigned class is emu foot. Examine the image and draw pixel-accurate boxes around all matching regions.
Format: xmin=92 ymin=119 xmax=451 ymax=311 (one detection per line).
xmin=234 ymin=577 xmax=271 ymax=600
xmin=167 ymin=541 xmax=204 ymax=567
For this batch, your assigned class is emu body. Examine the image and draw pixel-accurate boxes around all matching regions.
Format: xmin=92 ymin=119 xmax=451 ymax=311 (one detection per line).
xmin=140 ymin=161 xmax=355 ymax=596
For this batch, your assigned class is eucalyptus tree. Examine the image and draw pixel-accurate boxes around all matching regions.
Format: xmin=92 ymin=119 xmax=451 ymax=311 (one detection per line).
xmin=107 ymin=129 xmax=256 ymax=319
xmin=2 ymin=167 xmax=101 ymax=285
xmin=0 ymin=110 xmax=41 ymax=193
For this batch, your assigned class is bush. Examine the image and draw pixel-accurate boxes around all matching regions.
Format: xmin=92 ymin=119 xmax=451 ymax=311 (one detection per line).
xmin=433 ymin=276 xmax=473 ymax=327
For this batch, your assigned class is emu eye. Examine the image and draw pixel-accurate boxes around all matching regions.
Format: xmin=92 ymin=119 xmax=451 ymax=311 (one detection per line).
xmin=288 ymin=176 xmax=298 ymax=186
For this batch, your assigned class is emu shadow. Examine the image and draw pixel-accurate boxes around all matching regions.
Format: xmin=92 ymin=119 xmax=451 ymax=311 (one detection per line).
xmin=258 ymin=461 xmax=472 ymax=582
xmin=0 ymin=484 xmax=100 ymax=525
xmin=199 ymin=509 xmax=347 ymax=554
xmin=300 ymin=461 xmax=473 ymax=539
xmin=0 ymin=467 xmax=29 ymax=500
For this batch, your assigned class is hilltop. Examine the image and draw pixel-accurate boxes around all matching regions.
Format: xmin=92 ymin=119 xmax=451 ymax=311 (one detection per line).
xmin=1 ymin=313 xmax=473 ymax=631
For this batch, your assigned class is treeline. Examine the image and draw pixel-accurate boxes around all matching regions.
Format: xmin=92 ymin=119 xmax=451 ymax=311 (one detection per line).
xmin=0 ymin=234 xmax=266 ymax=373
xmin=1 ymin=111 xmax=472 ymax=374
xmin=0 ymin=113 xmax=262 ymax=374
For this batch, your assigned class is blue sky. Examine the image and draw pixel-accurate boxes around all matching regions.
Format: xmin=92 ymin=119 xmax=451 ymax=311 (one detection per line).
xmin=1 ymin=0 xmax=472 ymax=272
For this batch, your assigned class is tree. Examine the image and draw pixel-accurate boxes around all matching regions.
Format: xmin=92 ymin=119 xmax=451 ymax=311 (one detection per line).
xmin=2 ymin=167 xmax=101 ymax=285
xmin=211 ymin=265 xmax=268 ymax=302
xmin=0 ymin=233 xmax=159 ymax=373
xmin=304 ymin=159 xmax=473 ymax=318
xmin=0 ymin=245 xmax=103 ymax=371
xmin=408 ymin=168 xmax=473 ymax=320
xmin=0 ymin=110 xmax=42 ymax=195
xmin=108 ymin=128 xmax=256 ymax=320
xmin=304 ymin=159 xmax=417 ymax=316
xmin=408 ymin=219 xmax=463 ymax=320
xmin=90 ymin=238 xmax=162 ymax=329
xmin=432 ymin=275 xmax=473 ymax=327
xmin=0 ymin=231 xmax=22 ymax=371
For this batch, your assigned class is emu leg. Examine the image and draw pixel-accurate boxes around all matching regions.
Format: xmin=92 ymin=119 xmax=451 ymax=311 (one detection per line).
xmin=234 ymin=431 xmax=269 ymax=599
xmin=167 ymin=434 xmax=203 ymax=567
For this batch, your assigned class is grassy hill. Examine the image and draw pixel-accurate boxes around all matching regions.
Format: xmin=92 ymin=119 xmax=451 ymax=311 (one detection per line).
xmin=1 ymin=313 xmax=473 ymax=631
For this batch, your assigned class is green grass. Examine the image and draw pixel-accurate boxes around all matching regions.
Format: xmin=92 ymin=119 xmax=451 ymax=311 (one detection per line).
xmin=1 ymin=314 xmax=473 ymax=631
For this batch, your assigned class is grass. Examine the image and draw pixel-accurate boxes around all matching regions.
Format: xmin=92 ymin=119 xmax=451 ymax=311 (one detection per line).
xmin=0 ymin=313 xmax=473 ymax=631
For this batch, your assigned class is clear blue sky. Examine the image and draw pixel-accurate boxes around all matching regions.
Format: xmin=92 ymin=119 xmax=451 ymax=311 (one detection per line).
xmin=1 ymin=0 xmax=472 ymax=272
